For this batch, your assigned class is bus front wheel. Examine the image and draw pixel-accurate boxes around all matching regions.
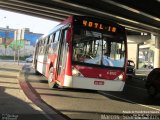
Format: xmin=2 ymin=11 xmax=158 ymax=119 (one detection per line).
xmin=48 ymin=67 xmax=58 ymax=89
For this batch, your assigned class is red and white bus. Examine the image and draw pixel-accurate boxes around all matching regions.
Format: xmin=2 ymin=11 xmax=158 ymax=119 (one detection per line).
xmin=33 ymin=16 xmax=127 ymax=91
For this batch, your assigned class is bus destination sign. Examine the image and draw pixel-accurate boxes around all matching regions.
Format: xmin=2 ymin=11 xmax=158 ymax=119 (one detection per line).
xmin=83 ymin=20 xmax=117 ymax=33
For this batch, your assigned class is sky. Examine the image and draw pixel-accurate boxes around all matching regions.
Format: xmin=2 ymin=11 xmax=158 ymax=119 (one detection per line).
xmin=0 ymin=9 xmax=59 ymax=34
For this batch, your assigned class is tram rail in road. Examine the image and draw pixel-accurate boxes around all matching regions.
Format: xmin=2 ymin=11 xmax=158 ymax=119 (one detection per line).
xmin=19 ymin=65 xmax=160 ymax=120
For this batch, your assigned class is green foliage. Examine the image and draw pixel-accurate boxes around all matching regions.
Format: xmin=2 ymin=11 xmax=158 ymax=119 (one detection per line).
xmin=1 ymin=44 xmax=7 ymax=48
xmin=9 ymin=40 xmax=24 ymax=50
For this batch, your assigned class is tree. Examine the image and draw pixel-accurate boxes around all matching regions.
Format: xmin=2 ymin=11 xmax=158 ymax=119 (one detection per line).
xmin=9 ymin=40 xmax=24 ymax=62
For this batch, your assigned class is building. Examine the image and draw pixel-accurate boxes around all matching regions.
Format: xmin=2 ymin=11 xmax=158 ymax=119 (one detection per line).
xmin=127 ymin=32 xmax=158 ymax=69
xmin=0 ymin=26 xmax=14 ymax=45
xmin=0 ymin=26 xmax=43 ymax=56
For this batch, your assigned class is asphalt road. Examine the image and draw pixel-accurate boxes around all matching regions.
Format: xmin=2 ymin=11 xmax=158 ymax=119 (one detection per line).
xmin=23 ymin=65 xmax=160 ymax=120
xmin=0 ymin=62 xmax=50 ymax=120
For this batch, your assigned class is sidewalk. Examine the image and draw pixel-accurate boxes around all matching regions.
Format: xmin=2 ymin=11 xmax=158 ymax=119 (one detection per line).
xmin=0 ymin=62 xmax=48 ymax=120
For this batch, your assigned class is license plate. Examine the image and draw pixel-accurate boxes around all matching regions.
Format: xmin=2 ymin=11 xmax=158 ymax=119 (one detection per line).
xmin=94 ymin=81 xmax=104 ymax=85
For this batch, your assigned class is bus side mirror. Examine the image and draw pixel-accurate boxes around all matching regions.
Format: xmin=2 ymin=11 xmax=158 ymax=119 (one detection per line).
xmin=66 ymin=28 xmax=71 ymax=42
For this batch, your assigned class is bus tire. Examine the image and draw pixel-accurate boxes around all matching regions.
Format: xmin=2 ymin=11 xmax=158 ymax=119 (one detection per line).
xmin=48 ymin=67 xmax=58 ymax=89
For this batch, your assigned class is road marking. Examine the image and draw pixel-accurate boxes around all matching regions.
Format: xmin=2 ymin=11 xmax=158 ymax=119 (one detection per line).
xmin=99 ymin=91 xmax=160 ymax=112
xmin=126 ymin=84 xmax=146 ymax=91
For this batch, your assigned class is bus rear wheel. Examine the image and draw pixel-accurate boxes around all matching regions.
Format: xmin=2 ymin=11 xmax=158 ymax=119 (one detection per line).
xmin=48 ymin=67 xmax=58 ymax=89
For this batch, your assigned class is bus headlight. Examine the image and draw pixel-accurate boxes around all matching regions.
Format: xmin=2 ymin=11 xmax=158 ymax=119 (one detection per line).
xmin=72 ymin=67 xmax=83 ymax=77
xmin=114 ymin=74 xmax=123 ymax=80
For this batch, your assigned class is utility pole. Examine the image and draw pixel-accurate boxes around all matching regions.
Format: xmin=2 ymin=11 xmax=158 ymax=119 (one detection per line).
xmin=16 ymin=29 xmax=24 ymax=65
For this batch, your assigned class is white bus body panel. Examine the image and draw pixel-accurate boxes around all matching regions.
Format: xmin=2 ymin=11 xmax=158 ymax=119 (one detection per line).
xmin=63 ymin=75 xmax=125 ymax=91
xmin=37 ymin=55 xmax=45 ymax=74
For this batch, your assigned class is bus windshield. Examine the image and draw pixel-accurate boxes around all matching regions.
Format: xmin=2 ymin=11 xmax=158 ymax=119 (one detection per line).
xmin=72 ymin=30 xmax=126 ymax=68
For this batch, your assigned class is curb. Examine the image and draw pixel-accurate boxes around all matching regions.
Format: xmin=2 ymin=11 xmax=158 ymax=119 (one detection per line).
xmin=18 ymin=65 xmax=69 ymax=120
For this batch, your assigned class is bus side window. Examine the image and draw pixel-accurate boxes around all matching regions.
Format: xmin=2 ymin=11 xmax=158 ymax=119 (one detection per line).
xmin=46 ymin=34 xmax=54 ymax=54
xmin=40 ymin=40 xmax=44 ymax=54
xmin=43 ymin=39 xmax=46 ymax=45
xmin=48 ymin=33 xmax=56 ymax=54
xmin=54 ymin=31 xmax=60 ymax=42
xmin=50 ymin=33 xmax=55 ymax=43
xmin=41 ymin=39 xmax=46 ymax=54
xmin=47 ymin=36 xmax=50 ymax=44
xmin=37 ymin=42 xmax=40 ymax=55
xmin=45 ymin=36 xmax=50 ymax=54
xmin=38 ymin=41 xmax=42 ymax=54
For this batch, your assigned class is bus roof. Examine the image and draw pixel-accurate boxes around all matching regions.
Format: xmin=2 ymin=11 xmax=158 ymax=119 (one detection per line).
xmin=37 ymin=15 xmax=125 ymax=42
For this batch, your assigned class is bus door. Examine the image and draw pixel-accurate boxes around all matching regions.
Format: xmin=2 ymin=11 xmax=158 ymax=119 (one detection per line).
xmin=56 ymin=28 xmax=69 ymax=83
xmin=43 ymin=36 xmax=51 ymax=76
xmin=33 ymin=43 xmax=39 ymax=68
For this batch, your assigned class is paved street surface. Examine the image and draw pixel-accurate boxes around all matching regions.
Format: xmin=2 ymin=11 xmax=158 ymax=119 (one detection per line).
xmin=0 ymin=61 xmax=66 ymax=120
xmin=22 ymin=65 xmax=160 ymax=120
xmin=0 ymin=60 xmax=160 ymax=120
